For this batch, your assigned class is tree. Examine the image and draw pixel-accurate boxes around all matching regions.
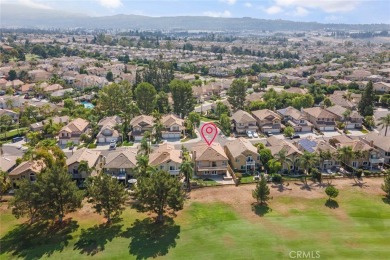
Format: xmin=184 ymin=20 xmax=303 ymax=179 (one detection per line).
xmin=358 ymin=81 xmax=375 ymax=116
xmin=298 ymin=151 xmax=319 ymax=185
xmin=10 ymin=179 xmax=42 ymax=224
xmin=36 ymin=166 xmax=84 ymax=223
xmin=364 ymin=116 xmax=375 ymax=130
xmin=292 ymin=94 xmax=314 ymax=109
xmin=133 ymin=170 xmax=185 ymax=223
xmin=252 ymin=175 xmax=271 ymax=205
xmin=106 ymin=71 xmax=114 ymax=82
xmin=267 ymin=159 xmax=282 ymax=174
xmin=215 ymin=102 xmax=229 ymax=117
xmin=152 ymin=111 xmax=163 ymax=143
xmin=78 ymin=160 xmax=92 ymax=176
xmin=227 ymin=79 xmax=247 ymax=111
xmin=156 ymin=91 xmax=170 ymax=114
xmin=325 ymin=185 xmax=339 ymax=201
xmin=378 ymin=114 xmax=390 ymax=136
xmin=64 ymin=98 xmax=75 ymax=110
xmin=283 ymin=126 xmax=294 ymax=137
xmin=258 ymin=148 xmax=273 ymax=172
xmin=188 ymin=112 xmax=201 ymax=128
xmin=311 ymin=168 xmax=322 ymax=184
xmin=0 ymin=170 xmax=11 ymax=201
xmin=86 ymin=172 xmax=128 ymax=223
xmin=219 ymin=113 xmax=231 ymax=136
xmin=382 ymin=174 xmax=390 ymax=199
xmin=180 ymin=159 xmax=193 ymax=192
xmin=323 ymin=97 xmax=332 ymax=107
xmin=97 ymin=82 xmax=134 ymax=117
xmin=275 ymin=148 xmax=293 ymax=172
xmin=8 ymin=69 xmax=17 ymax=81
xmin=170 ymin=80 xmax=195 ymax=117
xmin=134 ymin=82 xmax=157 ymax=115
xmin=337 ymin=146 xmax=354 ymax=166
xmin=308 ymin=76 xmax=315 ymax=84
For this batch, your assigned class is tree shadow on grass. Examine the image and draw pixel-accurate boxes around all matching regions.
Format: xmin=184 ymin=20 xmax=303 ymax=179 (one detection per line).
xmin=73 ymin=222 xmax=123 ymax=256
xmin=271 ymin=183 xmax=292 ymax=192
xmin=351 ymin=181 xmax=369 ymax=188
xmin=382 ymin=197 xmax=390 ymax=205
xmin=121 ymin=217 xmax=180 ymax=260
xmin=251 ymin=203 xmax=272 ymax=217
xmin=325 ymin=199 xmax=339 ymax=209
xmin=0 ymin=218 xmax=78 ymax=260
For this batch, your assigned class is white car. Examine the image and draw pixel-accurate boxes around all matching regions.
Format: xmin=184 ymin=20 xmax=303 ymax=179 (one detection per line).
xmin=252 ymin=132 xmax=259 ymax=138
xmin=246 ymin=131 xmax=253 ymax=138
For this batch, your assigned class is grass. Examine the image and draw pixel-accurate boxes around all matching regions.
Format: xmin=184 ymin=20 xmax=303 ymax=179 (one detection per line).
xmin=122 ymin=141 xmax=134 ymax=147
xmin=361 ymin=129 xmax=369 ymax=134
xmin=0 ymin=128 xmax=28 ymax=140
xmin=1 ymin=188 xmax=390 ymax=259
xmin=200 ymin=116 xmax=217 ymax=123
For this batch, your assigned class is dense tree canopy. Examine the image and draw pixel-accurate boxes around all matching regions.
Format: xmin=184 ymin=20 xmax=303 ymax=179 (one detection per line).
xmin=169 ymin=80 xmax=195 ymax=118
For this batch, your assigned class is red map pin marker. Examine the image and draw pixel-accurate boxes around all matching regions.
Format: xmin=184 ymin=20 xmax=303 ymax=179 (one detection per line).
xmin=201 ymin=123 xmax=218 ymax=146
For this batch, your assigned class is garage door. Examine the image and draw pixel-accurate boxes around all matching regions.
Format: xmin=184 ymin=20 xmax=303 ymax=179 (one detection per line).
xmin=324 ymin=126 xmax=334 ymax=131
xmin=98 ymin=138 xmax=106 ymax=143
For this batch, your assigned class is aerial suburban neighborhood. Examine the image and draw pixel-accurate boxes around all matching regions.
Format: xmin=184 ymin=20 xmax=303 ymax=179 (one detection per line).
xmin=0 ymin=1 xmax=390 ymax=259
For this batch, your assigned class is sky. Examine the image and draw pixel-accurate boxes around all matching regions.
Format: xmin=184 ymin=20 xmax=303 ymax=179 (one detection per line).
xmin=1 ymin=0 xmax=389 ymax=24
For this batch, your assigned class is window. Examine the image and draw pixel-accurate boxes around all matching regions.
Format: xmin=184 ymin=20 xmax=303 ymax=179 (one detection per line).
xmin=169 ymin=165 xmax=175 ymax=171
xmin=222 ymin=161 xmax=227 ymax=166
xmin=257 ymin=156 xmax=260 ymax=160
xmin=160 ymin=165 xmax=164 ymax=169
xmin=385 ymin=152 xmax=390 ymax=156
xmin=212 ymin=162 xmax=217 ymax=167
xmin=119 ymin=168 xmax=126 ymax=173
xmin=236 ymin=159 xmax=239 ymax=163
xmin=363 ymin=162 xmax=368 ymax=165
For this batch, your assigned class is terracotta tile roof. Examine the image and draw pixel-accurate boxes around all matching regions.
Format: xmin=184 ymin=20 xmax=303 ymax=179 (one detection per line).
xmin=149 ymin=143 xmax=182 ymax=166
xmin=104 ymin=149 xmax=137 ymax=169
xmin=192 ymin=142 xmax=228 ymax=161
xmin=225 ymin=137 xmax=257 ymax=158
xmin=231 ymin=110 xmax=256 ymax=124
xmin=66 ymin=148 xmax=101 ymax=168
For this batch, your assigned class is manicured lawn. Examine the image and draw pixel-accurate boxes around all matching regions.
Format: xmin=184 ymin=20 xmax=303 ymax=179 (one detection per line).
xmin=200 ymin=116 xmax=217 ymax=123
xmin=1 ymin=187 xmax=390 ymax=259
xmin=0 ymin=128 xmax=28 ymax=140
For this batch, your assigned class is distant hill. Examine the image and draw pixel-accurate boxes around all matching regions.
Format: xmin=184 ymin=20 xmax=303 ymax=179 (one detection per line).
xmin=1 ymin=4 xmax=389 ymax=31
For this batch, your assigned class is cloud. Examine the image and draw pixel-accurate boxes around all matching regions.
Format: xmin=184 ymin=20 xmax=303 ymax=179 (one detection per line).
xmin=294 ymin=6 xmax=308 ymax=16
xmin=273 ymin=0 xmax=360 ymax=13
xmin=219 ymin=0 xmax=237 ymax=5
xmin=97 ymin=0 xmax=122 ymax=9
xmin=266 ymin=5 xmax=283 ymax=14
xmin=203 ymin=10 xmax=232 ymax=17
xmin=244 ymin=2 xmax=252 ymax=8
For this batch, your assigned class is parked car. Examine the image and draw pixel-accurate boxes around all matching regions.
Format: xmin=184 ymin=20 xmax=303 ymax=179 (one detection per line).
xmin=12 ymin=136 xmax=24 ymax=143
xmin=265 ymin=131 xmax=273 ymax=137
xmin=290 ymin=134 xmax=300 ymax=139
xmin=246 ymin=130 xmax=253 ymax=138
xmin=109 ymin=140 xmax=117 ymax=150
xmin=252 ymin=132 xmax=259 ymax=138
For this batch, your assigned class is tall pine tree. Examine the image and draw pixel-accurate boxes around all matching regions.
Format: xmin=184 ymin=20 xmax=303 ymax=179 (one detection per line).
xmin=252 ymin=176 xmax=271 ymax=205
xmin=358 ymin=81 xmax=375 ymax=117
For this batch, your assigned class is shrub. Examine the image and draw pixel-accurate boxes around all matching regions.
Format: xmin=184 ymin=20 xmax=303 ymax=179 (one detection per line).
xmin=325 ymin=185 xmax=339 ymax=200
xmin=272 ymin=174 xmax=282 ymax=183
xmin=355 ymin=169 xmax=363 ymax=178
xmin=364 ymin=170 xmax=371 ymax=177
xmin=87 ymin=143 xmax=97 ymax=149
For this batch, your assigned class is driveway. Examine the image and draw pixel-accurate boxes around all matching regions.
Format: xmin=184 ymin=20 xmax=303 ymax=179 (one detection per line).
xmin=347 ymin=129 xmax=366 ymax=137
xmin=321 ymin=131 xmax=341 ymax=138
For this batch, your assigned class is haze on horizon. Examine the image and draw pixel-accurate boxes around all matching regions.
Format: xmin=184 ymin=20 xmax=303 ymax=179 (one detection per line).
xmin=0 ymin=0 xmax=389 ymax=24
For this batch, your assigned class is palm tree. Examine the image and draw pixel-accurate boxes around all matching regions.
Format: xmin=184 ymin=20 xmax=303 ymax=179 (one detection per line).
xmin=135 ymin=154 xmax=155 ymax=178
xmin=138 ymin=136 xmax=151 ymax=155
xmin=66 ymin=141 xmax=75 ymax=154
xmin=275 ymin=148 xmax=293 ymax=173
xmin=298 ymin=151 xmax=319 ymax=185
xmin=337 ymin=146 xmax=354 ymax=167
xmin=318 ymin=150 xmax=332 ymax=171
xmin=378 ymin=114 xmax=390 ymax=136
xmin=78 ymin=160 xmax=92 ymax=176
xmin=180 ymin=160 xmax=194 ymax=192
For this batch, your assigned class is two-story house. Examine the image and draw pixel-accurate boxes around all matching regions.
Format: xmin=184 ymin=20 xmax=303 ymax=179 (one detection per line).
xmin=266 ymin=136 xmax=302 ymax=172
xmin=129 ymin=115 xmax=154 ymax=141
xmin=8 ymin=160 xmax=44 ymax=188
xmin=231 ymin=110 xmax=258 ymax=134
xmin=149 ymin=144 xmax=183 ymax=176
xmin=59 ymin=118 xmax=89 ymax=145
xmin=161 ymin=114 xmax=185 ymax=140
xmin=360 ymin=132 xmax=390 ymax=164
xmin=325 ymin=105 xmax=363 ymax=129
xmin=330 ymin=135 xmax=383 ymax=169
xmin=302 ymin=107 xmax=337 ymax=131
xmin=66 ymin=148 xmax=101 ymax=183
xmin=97 ymin=116 xmax=121 ymax=143
xmin=191 ymin=142 xmax=228 ymax=176
xmin=251 ymin=109 xmax=282 ymax=134
xmin=0 ymin=109 xmax=18 ymax=124
xmin=103 ymin=148 xmax=138 ymax=182
xmin=276 ymin=106 xmax=313 ymax=132
xmin=224 ymin=137 xmax=261 ymax=173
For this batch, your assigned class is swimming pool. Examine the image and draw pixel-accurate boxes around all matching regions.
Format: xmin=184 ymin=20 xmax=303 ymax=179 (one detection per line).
xmin=81 ymin=101 xmax=95 ymax=109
